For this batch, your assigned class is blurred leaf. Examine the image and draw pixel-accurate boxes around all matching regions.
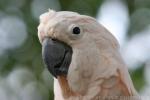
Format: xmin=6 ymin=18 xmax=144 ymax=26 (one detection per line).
xmin=125 ymin=0 xmax=135 ymax=14
xmin=128 ymin=8 xmax=150 ymax=37
xmin=0 ymin=54 xmax=16 ymax=76
xmin=49 ymin=89 xmax=54 ymax=100
xmin=134 ymin=0 xmax=150 ymax=9
xmin=130 ymin=63 xmax=146 ymax=91
xmin=0 ymin=53 xmax=9 ymax=71
xmin=0 ymin=0 xmax=9 ymax=9
xmin=59 ymin=0 xmax=103 ymax=17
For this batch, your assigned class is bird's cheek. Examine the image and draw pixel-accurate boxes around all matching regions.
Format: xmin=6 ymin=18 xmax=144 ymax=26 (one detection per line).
xmin=67 ymin=66 xmax=84 ymax=93
xmin=67 ymin=60 xmax=90 ymax=94
xmin=67 ymin=61 xmax=80 ymax=84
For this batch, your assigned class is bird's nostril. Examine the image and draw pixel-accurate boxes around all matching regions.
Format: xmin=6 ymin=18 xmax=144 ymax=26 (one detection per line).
xmin=51 ymin=38 xmax=57 ymax=41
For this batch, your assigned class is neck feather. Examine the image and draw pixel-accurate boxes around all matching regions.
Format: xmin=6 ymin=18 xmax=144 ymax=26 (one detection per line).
xmin=57 ymin=76 xmax=79 ymax=99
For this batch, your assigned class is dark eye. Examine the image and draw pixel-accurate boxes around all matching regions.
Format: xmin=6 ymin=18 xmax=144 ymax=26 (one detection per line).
xmin=72 ymin=27 xmax=80 ymax=34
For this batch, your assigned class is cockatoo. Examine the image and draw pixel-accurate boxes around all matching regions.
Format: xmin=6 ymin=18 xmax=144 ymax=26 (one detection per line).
xmin=38 ymin=10 xmax=139 ymax=100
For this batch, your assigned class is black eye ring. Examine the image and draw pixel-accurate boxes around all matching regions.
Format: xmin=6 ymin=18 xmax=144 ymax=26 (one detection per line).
xmin=72 ymin=27 xmax=80 ymax=34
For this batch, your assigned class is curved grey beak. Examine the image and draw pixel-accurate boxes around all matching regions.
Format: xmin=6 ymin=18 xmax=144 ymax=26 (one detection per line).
xmin=42 ymin=38 xmax=72 ymax=78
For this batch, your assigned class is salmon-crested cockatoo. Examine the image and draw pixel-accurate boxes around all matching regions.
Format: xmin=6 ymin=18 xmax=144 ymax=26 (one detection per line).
xmin=38 ymin=10 xmax=139 ymax=100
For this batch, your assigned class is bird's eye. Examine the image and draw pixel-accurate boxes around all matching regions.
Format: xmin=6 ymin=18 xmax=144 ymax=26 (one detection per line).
xmin=72 ymin=27 xmax=80 ymax=34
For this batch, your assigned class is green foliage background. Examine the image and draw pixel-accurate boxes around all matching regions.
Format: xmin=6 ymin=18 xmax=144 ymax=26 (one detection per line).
xmin=0 ymin=0 xmax=149 ymax=99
